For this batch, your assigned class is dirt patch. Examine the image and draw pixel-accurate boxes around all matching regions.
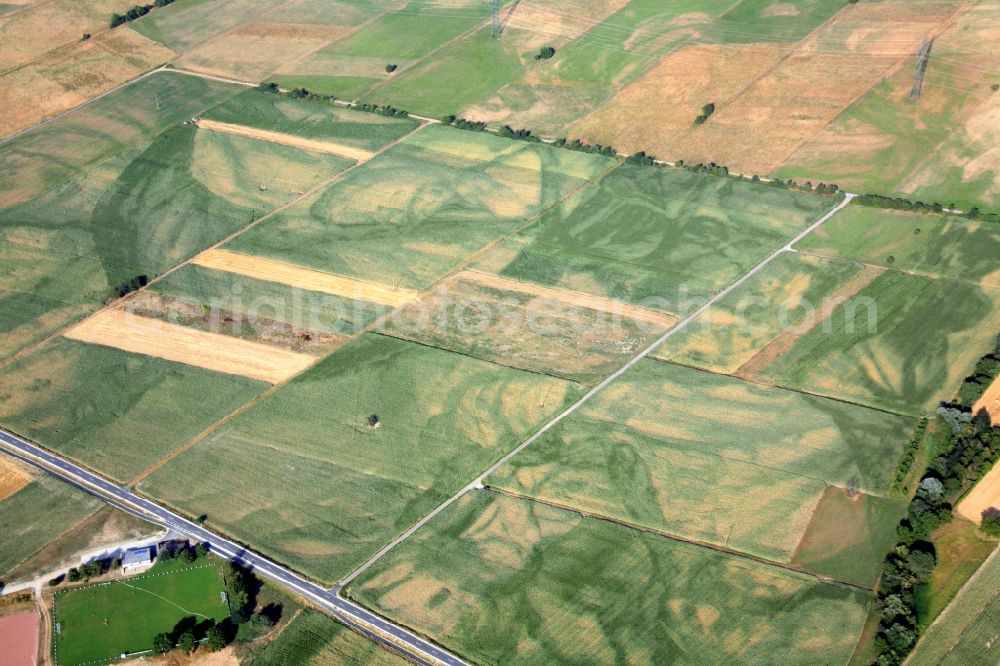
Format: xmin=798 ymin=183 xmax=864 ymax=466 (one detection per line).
xmin=0 ymin=456 xmax=30 ymax=501
xmin=735 ymin=263 xmax=883 ymax=379
xmin=64 ymin=309 xmax=315 ymax=383
xmin=957 ymin=455 xmax=1000 ymax=525
xmin=972 ymin=375 xmax=1000 ymax=425
xmin=0 ymin=611 xmax=39 ymax=666
xmin=195 ymin=119 xmax=374 ymax=161
xmin=152 ymin=645 xmax=239 ymax=666
xmin=193 ymin=249 xmax=418 ymax=307
xmin=126 ymin=291 xmax=348 ymax=354
xmin=461 ymin=270 xmax=677 ymax=327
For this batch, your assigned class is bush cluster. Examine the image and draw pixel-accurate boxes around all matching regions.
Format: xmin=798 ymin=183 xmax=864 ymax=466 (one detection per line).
xmin=892 ymin=418 xmax=929 ymax=491
xmin=113 ymin=274 xmax=148 ymax=299
xmin=855 ymin=193 xmax=999 ymax=222
xmin=110 ymin=0 xmax=173 ymax=28
xmin=694 ymin=102 xmax=715 ymax=125
xmin=874 ymin=410 xmax=1000 ymax=664
xmin=959 ymin=335 xmax=1000 ymax=407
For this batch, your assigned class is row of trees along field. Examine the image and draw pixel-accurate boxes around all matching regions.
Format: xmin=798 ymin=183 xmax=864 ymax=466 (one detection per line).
xmin=874 ymin=336 xmax=1000 ymax=665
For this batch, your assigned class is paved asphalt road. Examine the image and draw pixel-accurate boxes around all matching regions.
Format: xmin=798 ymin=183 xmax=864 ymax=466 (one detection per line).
xmin=0 ymin=429 xmax=466 ymax=666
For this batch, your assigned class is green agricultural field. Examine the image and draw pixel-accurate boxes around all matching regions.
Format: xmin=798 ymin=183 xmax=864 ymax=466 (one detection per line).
xmin=706 ymin=0 xmax=845 ymax=43
xmin=53 ymin=560 xmax=229 ymax=666
xmin=384 ymin=271 xmax=674 ymax=384
xmin=756 ymin=271 xmax=1000 ymax=416
xmin=362 ymin=26 xmax=533 ymax=119
xmin=542 ymin=0 xmax=721 ymax=89
xmin=202 ymin=88 xmax=418 ymax=150
xmin=0 ymin=337 xmax=268 ymax=482
xmin=0 ymin=71 xmax=243 ymax=209
xmin=347 ymin=491 xmax=872 ymax=665
xmin=246 ymin=609 xmax=408 ymax=666
xmin=139 ymin=334 xmax=581 ymax=582
xmin=151 ymin=264 xmax=383 ymax=337
xmin=225 ymin=124 xmax=615 ymax=291
xmin=911 ymin=545 xmax=1000 ymax=664
xmin=795 ymin=207 xmax=1000 ymax=285
xmin=130 ymin=0 xmax=277 ymax=52
xmin=474 ymin=164 xmax=835 ymax=316
xmin=0 ymin=474 xmax=104 ymax=578
xmin=487 ymin=359 xmax=912 ymax=563
xmin=0 ymin=112 xmax=352 ymax=361
xmin=654 ymin=251 xmax=870 ymax=374
xmin=282 ymin=0 xmax=490 ymax=100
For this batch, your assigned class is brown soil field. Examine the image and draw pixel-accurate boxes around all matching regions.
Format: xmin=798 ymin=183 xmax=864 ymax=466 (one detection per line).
xmin=578 ymin=1 xmax=958 ymax=174
xmin=0 ymin=27 xmax=176 ymax=138
xmin=956 ymin=457 xmax=1000 ymax=525
xmin=0 ymin=0 xmax=135 ymax=70
xmin=193 ymin=249 xmax=419 ymax=307
xmin=506 ymin=0 xmax=632 ymax=40
xmin=176 ymin=21 xmax=350 ymax=82
xmin=461 ymin=270 xmax=677 ymax=328
xmin=569 ymin=43 xmax=785 ymax=158
xmin=972 ymin=375 xmax=1000 ymax=425
xmin=734 ymin=263 xmax=884 ymax=379
xmin=0 ymin=611 xmax=39 ymax=666
xmin=64 ymin=309 xmax=315 ymax=383
xmin=0 ymin=457 xmax=30 ymax=502
xmin=195 ymin=119 xmax=374 ymax=161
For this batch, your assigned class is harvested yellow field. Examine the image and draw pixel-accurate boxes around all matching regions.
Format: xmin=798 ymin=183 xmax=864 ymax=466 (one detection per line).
xmin=655 ymin=2 xmax=956 ymax=174
xmin=64 ymin=310 xmax=315 ymax=384
xmin=460 ymin=270 xmax=677 ymax=328
xmin=0 ymin=457 xmax=31 ymax=501
xmin=956 ymin=456 xmax=1000 ymax=525
xmin=570 ymin=43 xmax=785 ymax=158
xmin=0 ymin=27 xmax=176 ymax=138
xmin=195 ymin=119 xmax=374 ymax=161
xmin=507 ymin=0 xmax=631 ymax=40
xmin=973 ymin=375 xmax=1000 ymax=425
xmin=193 ymin=249 xmax=419 ymax=307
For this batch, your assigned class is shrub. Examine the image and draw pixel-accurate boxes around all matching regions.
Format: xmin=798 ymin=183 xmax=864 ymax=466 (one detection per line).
xmin=982 ymin=507 xmax=1000 ymax=536
xmin=385 ymin=63 xmax=398 ymax=73
xmin=535 ymin=46 xmax=556 ymax=60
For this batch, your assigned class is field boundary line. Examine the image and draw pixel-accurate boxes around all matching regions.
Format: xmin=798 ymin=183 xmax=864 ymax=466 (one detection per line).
xmin=127 ymin=145 xmax=622 ymax=486
xmin=792 ymin=248 xmax=996 ymax=288
xmin=773 ymin=1 xmax=974 ymax=177
xmin=337 ymin=193 xmax=857 ymax=588
xmin=647 ymin=355 xmax=918 ymax=421
xmin=482 ymin=486 xmax=871 ymax=591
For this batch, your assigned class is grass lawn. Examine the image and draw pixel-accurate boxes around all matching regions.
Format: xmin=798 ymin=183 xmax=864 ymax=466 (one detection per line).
xmin=347 ymin=491 xmax=872 ymax=665
xmin=202 ymin=88 xmax=418 ymax=150
xmin=914 ymin=518 xmax=998 ymax=627
xmin=226 ymin=124 xmax=614 ymax=291
xmin=487 ymin=359 xmax=912 ymax=563
xmin=0 ymin=337 xmax=268 ymax=482
xmin=53 ymin=560 xmax=228 ymax=665
xmin=795 ymin=207 xmax=1000 ymax=286
xmin=245 ymin=609 xmax=407 ymax=666
xmin=139 ymin=334 xmax=582 ymax=583
xmin=474 ymin=164 xmax=835 ymax=315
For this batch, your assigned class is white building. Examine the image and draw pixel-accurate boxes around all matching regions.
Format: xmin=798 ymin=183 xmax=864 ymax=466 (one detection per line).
xmin=121 ymin=546 xmax=154 ymax=575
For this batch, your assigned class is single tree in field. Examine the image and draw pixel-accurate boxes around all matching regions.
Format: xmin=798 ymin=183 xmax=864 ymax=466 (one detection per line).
xmin=981 ymin=507 xmax=1000 ymax=536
